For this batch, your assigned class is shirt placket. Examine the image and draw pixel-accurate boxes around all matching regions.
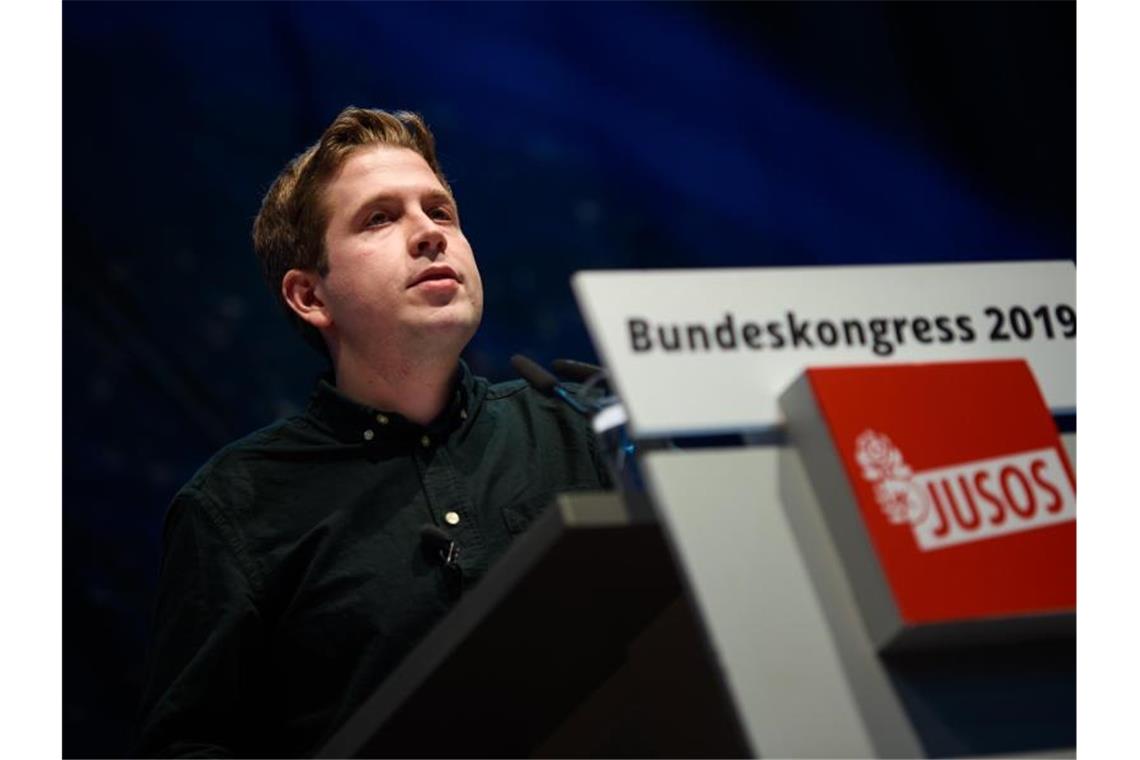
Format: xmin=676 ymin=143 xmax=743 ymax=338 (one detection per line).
xmin=413 ymin=434 xmax=486 ymax=581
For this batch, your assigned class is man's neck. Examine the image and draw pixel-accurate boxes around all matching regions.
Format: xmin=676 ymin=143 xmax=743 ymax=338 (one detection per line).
xmin=333 ymin=350 xmax=460 ymax=427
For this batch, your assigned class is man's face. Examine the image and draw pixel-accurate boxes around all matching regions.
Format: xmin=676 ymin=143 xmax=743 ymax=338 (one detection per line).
xmin=315 ymin=145 xmax=484 ymax=359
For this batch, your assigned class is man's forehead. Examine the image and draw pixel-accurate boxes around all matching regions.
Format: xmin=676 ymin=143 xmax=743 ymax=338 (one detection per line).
xmin=330 ymin=144 xmax=446 ymax=198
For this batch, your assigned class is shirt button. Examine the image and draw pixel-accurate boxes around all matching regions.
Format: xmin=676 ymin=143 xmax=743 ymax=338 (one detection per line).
xmin=420 ymin=435 xmax=431 ymax=448
xmin=376 ymin=414 xmax=389 ymax=425
xmin=444 ymin=511 xmax=461 ymax=526
xmin=363 ymin=429 xmax=375 ymax=441
xmin=459 ymin=409 xmax=468 ymax=420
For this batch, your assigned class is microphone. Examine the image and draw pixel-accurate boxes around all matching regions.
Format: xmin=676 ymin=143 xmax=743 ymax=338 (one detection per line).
xmin=510 ymin=354 xmax=595 ymax=416
xmin=550 ymin=358 xmax=604 ymax=384
xmin=420 ymin=524 xmax=459 ymax=568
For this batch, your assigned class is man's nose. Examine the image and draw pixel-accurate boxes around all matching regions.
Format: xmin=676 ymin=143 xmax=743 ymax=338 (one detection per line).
xmin=409 ymin=220 xmax=446 ymax=259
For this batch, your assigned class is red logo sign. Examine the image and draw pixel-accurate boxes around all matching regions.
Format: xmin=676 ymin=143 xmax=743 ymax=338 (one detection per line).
xmin=855 ymin=430 xmax=1075 ymax=552
xmin=805 ymin=360 xmax=1075 ymax=626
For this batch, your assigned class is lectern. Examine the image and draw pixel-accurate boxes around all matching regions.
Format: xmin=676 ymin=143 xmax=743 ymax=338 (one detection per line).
xmin=317 ymin=492 xmax=749 ymax=757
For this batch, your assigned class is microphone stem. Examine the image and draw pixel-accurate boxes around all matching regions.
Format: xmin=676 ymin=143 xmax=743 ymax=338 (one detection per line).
xmin=553 ymin=385 xmax=592 ymax=416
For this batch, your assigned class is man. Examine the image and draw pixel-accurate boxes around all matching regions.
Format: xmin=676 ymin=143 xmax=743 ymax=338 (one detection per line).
xmin=135 ymin=107 xmax=613 ymax=757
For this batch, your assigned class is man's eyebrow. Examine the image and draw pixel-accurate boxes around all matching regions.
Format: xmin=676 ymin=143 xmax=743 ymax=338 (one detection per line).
xmin=349 ymin=188 xmax=457 ymax=219
xmin=421 ymin=189 xmax=458 ymax=210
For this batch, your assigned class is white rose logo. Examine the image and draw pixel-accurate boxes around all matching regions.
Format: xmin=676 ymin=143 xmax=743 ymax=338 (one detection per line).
xmin=855 ymin=430 xmax=929 ymax=526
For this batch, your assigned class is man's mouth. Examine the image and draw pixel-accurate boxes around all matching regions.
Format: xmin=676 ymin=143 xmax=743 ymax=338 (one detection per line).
xmin=408 ymin=266 xmax=461 ymax=288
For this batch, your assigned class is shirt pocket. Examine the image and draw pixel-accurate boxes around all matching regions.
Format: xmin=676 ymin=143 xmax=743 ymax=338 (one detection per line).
xmin=501 ymin=492 xmax=556 ymax=536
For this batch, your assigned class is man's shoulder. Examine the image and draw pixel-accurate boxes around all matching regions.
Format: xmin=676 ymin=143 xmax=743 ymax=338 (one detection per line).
xmin=476 ymin=374 xmax=599 ymax=438
xmin=471 ymin=373 xmax=612 ymax=488
xmin=479 ymin=376 xmax=576 ymax=414
xmin=482 ymin=376 xmax=530 ymax=402
xmin=480 ymin=376 xmax=598 ymax=408
xmin=175 ymin=414 xmax=323 ymax=507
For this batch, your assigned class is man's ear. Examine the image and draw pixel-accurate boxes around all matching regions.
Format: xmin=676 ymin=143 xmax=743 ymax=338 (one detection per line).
xmin=282 ymin=269 xmax=333 ymax=329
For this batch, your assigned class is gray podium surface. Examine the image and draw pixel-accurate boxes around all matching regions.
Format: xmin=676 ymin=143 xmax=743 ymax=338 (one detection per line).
xmin=317 ymin=490 xmax=749 ymax=758
xmin=319 ymin=437 xmax=1075 ymax=758
xmin=641 ymin=434 xmax=1076 ymax=758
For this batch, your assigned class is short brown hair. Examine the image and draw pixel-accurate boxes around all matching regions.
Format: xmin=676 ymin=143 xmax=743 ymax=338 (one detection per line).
xmin=252 ymin=106 xmax=452 ymax=357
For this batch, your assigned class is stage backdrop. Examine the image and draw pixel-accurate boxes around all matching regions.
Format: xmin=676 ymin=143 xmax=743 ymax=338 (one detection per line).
xmin=63 ymin=2 xmax=1073 ymax=756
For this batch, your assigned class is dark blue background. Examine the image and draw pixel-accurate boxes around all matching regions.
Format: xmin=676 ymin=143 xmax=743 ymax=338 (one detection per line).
xmin=63 ymin=2 xmax=1073 ymax=756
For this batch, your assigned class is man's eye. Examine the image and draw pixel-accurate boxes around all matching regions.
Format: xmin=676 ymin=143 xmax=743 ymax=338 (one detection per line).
xmin=365 ymin=211 xmax=390 ymax=227
xmin=428 ymin=206 xmax=454 ymax=222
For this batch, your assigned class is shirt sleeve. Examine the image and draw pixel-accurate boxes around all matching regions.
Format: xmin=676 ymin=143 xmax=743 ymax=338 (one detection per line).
xmin=134 ymin=487 xmax=268 ymax=758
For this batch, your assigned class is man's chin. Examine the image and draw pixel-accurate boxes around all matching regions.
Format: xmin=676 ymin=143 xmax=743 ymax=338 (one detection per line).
xmin=407 ymin=308 xmax=481 ymax=347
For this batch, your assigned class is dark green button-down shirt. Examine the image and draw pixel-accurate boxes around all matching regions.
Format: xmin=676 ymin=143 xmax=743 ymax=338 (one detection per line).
xmin=136 ymin=363 xmax=612 ymax=757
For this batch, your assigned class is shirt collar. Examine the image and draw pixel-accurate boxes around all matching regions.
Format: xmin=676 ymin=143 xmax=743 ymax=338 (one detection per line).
xmin=305 ymin=360 xmax=480 ymax=445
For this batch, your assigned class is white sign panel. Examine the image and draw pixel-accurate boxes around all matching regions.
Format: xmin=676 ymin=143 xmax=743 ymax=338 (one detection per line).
xmin=572 ymin=261 xmax=1075 ymax=438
